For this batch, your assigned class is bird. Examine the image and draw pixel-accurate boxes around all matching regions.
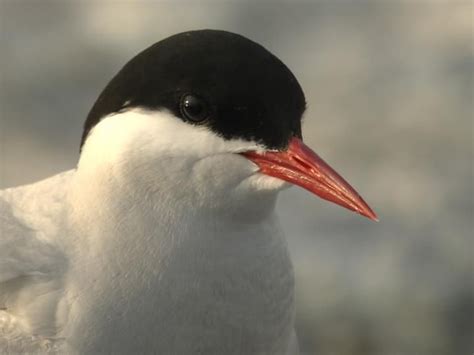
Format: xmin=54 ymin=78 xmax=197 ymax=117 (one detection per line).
xmin=0 ymin=29 xmax=377 ymax=354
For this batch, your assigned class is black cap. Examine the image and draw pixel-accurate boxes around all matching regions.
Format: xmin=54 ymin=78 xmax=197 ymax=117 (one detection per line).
xmin=81 ymin=30 xmax=306 ymax=150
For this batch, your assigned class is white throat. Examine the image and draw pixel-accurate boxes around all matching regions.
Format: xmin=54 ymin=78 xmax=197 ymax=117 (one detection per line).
xmin=62 ymin=110 xmax=295 ymax=353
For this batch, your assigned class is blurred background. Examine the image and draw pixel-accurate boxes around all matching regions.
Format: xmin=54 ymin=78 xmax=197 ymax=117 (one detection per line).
xmin=0 ymin=1 xmax=472 ymax=354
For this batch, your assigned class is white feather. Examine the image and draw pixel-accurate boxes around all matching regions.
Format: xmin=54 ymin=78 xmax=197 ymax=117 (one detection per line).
xmin=1 ymin=109 xmax=298 ymax=354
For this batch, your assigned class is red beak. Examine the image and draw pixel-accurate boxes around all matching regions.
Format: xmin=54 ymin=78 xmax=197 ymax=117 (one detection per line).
xmin=242 ymin=137 xmax=378 ymax=221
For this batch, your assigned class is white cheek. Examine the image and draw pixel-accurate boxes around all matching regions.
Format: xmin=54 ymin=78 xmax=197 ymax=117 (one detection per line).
xmin=83 ymin=108 xmax=264 ymax=161
xmin=79 ymin=108 xmax=271 ymax=192
xmin=244 ymin=173 xmax=290 ymax=191
xmin=77 ymin=108 xmax=286 ymax=216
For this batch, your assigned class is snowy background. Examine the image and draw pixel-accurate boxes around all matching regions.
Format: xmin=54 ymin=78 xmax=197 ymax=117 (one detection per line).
xmin=0 ymin=1 xmax=472 ymax=354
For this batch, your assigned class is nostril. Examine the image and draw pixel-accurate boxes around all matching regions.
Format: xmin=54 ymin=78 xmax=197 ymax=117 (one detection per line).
xmin=293 ymin=155 xmax=313 ymax=171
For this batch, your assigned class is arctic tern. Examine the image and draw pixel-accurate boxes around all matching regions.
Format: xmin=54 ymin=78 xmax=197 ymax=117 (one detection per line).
xmin=0 ymin=29 xmax=376 ymax=354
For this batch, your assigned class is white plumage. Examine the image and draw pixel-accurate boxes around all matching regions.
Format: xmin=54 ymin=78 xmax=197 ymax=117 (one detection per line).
xmin=1 ymin=110 xmax=299 ymax=354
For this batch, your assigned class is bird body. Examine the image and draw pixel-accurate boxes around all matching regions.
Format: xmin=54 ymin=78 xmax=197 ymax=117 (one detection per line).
xmin=0 ymin=30 xmax=375 ymax=354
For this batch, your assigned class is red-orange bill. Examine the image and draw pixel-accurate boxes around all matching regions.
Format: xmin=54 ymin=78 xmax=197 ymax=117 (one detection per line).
xmin=241 ymin=137 xmax=378 ymax=221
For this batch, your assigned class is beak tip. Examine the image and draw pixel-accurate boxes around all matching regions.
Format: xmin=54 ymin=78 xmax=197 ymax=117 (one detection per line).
xmin=368 ymin=214 xmax=379 ymax=222
xmin=360 ymin=207 xmax=379 ymax=222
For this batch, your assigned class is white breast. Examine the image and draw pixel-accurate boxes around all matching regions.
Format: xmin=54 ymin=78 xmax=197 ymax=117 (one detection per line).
xmin=64 ymin=206 xmax=295 ymax=354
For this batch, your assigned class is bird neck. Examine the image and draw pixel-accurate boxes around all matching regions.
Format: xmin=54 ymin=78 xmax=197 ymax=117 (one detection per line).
xmin=64 ymin=154 xmax=295 ymax=353
xmin=66 ymin=135 xmax=287 ymax=266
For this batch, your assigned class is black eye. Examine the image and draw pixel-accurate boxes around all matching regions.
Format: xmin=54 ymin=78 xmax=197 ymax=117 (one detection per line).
xmin=180 ymin=94 xmax=209 ymax=123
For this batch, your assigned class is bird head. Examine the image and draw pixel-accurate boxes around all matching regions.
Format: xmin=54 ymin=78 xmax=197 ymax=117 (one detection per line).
xmin=79 ymin=30 xmax=376 ymax=220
